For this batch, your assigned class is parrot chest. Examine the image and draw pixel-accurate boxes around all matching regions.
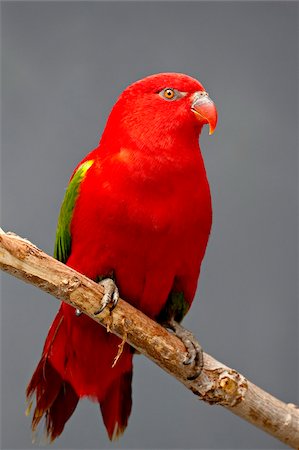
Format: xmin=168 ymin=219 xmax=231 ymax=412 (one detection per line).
xmin=99 ymin=160 xmax=210 ymax=239
xmin=73 ymin=153 xmax=211 ymax=260
xmin=70 ymin=154 xmax=211 ymax=317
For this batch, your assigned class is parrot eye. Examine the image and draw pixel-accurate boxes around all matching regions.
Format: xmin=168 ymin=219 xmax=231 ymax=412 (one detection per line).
xmin=163 ymin=88 xmax=176 ymax=100
xmin=159 ymin=88 xmax=183 ymax=101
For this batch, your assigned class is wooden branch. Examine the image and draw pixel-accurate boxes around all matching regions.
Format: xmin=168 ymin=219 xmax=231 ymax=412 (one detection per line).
xmin=0 ymin=229 xmax=298 ymax=449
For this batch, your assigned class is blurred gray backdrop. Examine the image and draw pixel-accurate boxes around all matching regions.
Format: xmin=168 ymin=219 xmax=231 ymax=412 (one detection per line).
xmin=1 ymin=2 xmax=298 ymax=449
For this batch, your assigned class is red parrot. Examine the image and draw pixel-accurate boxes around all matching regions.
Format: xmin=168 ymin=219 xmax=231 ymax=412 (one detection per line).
xmin=26 ymin=73 xmax=217 ymax=441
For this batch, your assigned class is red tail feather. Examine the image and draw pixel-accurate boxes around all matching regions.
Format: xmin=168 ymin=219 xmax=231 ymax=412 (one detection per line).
xmin=26 ymin=306 xmax=79 ymax=441
xmin=27 ymin=304 xmax=133 ymax=441
xmin=44 ymin=379 xmax=78 ymax=441
xmin=100 ymin=371 xmax=133 ymax=440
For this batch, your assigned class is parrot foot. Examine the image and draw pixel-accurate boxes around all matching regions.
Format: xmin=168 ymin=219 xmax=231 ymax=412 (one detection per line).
xmin=75 ymin=308 xmax=82 ymax=316
xmin=94 ymin=278 xmax=119 ymax=315
xmin=165 ymin=318 xmax=203 ymax=380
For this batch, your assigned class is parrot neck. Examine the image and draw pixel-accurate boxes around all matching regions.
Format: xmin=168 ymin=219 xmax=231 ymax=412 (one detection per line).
xmin=100 ymin=108 xmax=203 ymax=160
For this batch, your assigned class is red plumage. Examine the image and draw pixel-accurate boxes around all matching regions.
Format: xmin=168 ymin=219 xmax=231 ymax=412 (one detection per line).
xmin=27 ymin=73 xmax=217 ymax=441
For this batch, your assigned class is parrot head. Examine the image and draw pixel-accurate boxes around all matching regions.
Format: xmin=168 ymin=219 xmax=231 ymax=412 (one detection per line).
xmin=102 ymin=72 xmax=217 ymax=151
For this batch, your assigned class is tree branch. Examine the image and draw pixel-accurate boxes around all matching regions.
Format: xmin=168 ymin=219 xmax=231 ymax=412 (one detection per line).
xmin=0 ymin=229 xmax=298 ymax=448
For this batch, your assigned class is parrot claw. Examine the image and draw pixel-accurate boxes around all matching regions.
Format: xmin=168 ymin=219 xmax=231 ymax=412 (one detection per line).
xmin=94 ymin=278 xmax=119 ymax=315
xmin=165 ymin=319 xmax=203 ymax=380
xmin=75 ymin=308 xmax=82 ymax=316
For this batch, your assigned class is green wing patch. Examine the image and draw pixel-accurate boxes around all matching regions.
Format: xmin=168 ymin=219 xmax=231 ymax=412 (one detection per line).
xmin=158 ymin=291 xmax=190 ymax=324
xmin=54 ymin=159 xmax=94 ymax=263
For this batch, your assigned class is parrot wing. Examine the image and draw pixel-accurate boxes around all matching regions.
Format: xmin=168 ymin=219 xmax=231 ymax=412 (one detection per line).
xmin=54 ymin=159 xmax=94 ymax=263
xmin=157 ymin=290 xmax=190 ymax=324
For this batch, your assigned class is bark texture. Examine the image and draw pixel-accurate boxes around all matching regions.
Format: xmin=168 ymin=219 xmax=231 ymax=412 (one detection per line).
xmin=0 ymin=229 xmax=298 ymax=448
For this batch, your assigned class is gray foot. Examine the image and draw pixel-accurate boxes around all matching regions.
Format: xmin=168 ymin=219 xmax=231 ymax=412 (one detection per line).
xmin=166 ymin=319 xmax=203 ymax=380
xmin=94 ymin=278 xmax=119 ymax=315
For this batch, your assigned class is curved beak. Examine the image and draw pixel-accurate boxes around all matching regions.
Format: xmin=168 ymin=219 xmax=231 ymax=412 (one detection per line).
xmin=191 ymin=91 xmax=218 ymax=135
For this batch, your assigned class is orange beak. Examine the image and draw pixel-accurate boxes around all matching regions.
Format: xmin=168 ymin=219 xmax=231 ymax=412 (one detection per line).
xmin=191 ymin=91 xmax=218 ymax=135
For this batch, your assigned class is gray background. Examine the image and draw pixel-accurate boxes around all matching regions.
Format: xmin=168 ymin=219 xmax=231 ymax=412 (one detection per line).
xmin=1 ymin=1 xmax=298 ymax=449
